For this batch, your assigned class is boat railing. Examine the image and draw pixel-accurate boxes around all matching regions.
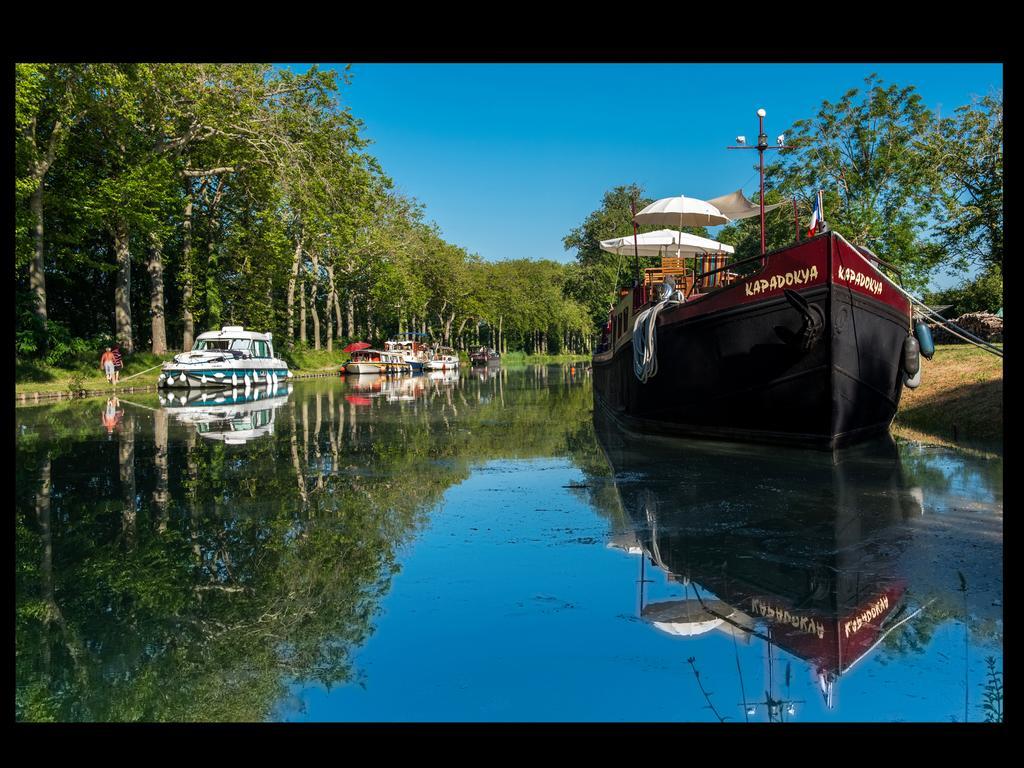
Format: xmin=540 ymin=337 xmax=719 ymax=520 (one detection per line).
xmin=688 ymin=252 xmax=766 ymax=291
xmin=855 ymin=245 xmax=904 ymax=287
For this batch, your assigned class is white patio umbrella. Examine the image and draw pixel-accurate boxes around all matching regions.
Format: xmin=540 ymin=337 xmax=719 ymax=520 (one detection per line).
xmin=632 ymin=195 xmax=730 ymax=228
xmin=642 ymin=598 xmax=739 ymax=638
xmin=599 ymin=229 xmax=735 ymax=258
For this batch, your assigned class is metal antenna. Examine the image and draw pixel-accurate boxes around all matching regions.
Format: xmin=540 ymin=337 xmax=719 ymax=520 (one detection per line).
xmin=727 ymin=108 xmax=790 ymax=257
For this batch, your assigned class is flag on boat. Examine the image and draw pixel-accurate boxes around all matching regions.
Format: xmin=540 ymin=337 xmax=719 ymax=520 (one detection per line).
xmin=808 ymin=190 xmax=823 ymax=237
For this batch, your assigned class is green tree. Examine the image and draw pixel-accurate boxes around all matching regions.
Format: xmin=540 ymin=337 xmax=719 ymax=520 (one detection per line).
xmin=562 ymin=184 xmax=652 ymax=329
xmin=766 ymin=74 xmax=944 ymax=290
xmin=927 ymin=91 xmax=1003 ymax=276
xmin=924 ymin=270 xmax=1003 ymax=316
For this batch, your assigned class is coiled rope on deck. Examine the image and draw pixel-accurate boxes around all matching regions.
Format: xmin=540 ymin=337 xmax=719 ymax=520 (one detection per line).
xmin=633 ymin=295 xmax=680 ymax=383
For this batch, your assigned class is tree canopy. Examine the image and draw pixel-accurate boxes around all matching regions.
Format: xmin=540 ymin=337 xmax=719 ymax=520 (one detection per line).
xmin=15 ymin=63 xmax=596 ymax=367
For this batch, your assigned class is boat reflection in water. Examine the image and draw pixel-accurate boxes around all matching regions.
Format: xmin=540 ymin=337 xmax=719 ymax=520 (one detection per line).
xmin=595 ymin=411 xmax=925 ymax=719
xmin=158 ymin=381 xmax=293 ymax=445
xmin=346 ymin=372 xmax=427 ymax=403
xmin=426 ymin=369 xmax=460 ymax=385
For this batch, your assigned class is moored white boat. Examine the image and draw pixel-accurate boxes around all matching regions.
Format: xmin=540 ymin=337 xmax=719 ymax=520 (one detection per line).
xmin=344 ymin=349 xmax=411 ymax=375
xmin=423 ymin=345 xmax=460 ymax=371
xmin=158 ymin=326 xmax=290 ymax=389
xmin=384 ymin=335 xmax=430 ymax=372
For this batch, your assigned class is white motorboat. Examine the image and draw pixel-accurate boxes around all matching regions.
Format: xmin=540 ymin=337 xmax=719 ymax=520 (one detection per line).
xmin=383 ymin=335 xmax=430 ymax=372
xmin=344 ymin=349 xmax=411 ymax=375
xmin=158 ymin=326 xmax=290 ymax=389
xmin=423 ymin=345 xmax=460 ymax=371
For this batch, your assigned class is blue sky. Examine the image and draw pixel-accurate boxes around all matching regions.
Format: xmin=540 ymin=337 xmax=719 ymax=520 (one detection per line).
xmin=288 ymin=63 xmax=1001 ymax=290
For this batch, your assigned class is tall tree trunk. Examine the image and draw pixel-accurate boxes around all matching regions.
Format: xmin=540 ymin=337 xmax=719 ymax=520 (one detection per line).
xmin=148 ymin=233 xmax=167 ymax=355
xmin=346 ymin=294 xmax=355 ymax=340
xmin=309 ymin=251 xmax=320 ymax=350
xmin=299 ymin=269 xmax=307 ymax=345
xmin=287 ymin=237 xmax=302 ymax=343
xmin=29 ymin=184 xmax=48 ymax=336
xmin=25 ymin=116 xmax=65 ymax=348
xmin=205 ymin=238 xmax=221 ymax=329
xmin=182 ymin=190 xmax=194 ymax=351
xmin=456 ymin=317 xmax=471 ymax=350
xmin=325 ymin=293 xmax=333 ymax=352
xmin=113 ymin=220 xmax=133 ymax=353
xmin=327 ymin=264 xmax=339 ymax=347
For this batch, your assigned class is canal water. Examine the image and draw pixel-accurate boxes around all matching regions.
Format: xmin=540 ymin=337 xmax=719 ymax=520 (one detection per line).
xmin=15 ymin=367 xmax=1003 ymax=722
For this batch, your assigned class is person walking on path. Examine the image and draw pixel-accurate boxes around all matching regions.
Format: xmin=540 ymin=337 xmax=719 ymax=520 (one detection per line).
xmin=112 ymin=344 xmax=124 ymax=385
xmin=100 ymin=347 xmax=116 ymax=385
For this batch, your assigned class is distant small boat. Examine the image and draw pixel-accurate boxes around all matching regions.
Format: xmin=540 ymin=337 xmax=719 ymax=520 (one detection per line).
xmin=384 ymin=334 xmax=431 ymax=372
xmin=470 ymin=346 xmax=501 ymax=366
xmin=344 ymin=349 xmax=411 ymax=375
xmin=424 ymin=345 xmax=460 ymax=371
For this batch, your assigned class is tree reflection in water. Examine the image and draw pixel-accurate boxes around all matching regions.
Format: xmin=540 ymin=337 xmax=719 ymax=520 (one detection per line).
xmin=15 ymin=367 xmax=595 ymax=721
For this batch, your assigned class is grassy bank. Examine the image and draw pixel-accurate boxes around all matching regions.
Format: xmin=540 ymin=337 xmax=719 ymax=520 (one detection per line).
xmin=278 ymin=346 xmax=349 ymax=372
xmin=15 ymin=347 xmax=351 ymax=396
xmin=15 ymin=352 xmax=175 ymax=395
xmin=893 ymin=343 xmax=1003 ymax=449
xmin=25 ymin=344 xmax=993 ymax=450
xmin=14 ymin=346 xmax=591 ymax=397
xmin=497 ymin=351 xmax=589 ymax=366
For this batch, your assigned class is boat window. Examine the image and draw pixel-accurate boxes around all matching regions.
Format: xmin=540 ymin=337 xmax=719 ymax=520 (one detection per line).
xmin=254 ymin=340 xmax=269 ymax=358
xmin=230 ymin=339 xmax=252 ymax=351
xmin=194 ymin=339 xmax=231 ymax=351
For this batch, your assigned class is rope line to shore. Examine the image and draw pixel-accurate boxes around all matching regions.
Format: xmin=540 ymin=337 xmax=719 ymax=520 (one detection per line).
xmin=834 ymin=233 xmax=1003 ymax=359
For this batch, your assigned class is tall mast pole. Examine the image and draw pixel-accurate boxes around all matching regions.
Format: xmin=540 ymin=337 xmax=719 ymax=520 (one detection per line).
xmin=758 ymin=109 xmax=767 ymax=256
xmin=631 ymin=195 xmax=640 ymax=287
xmin=727 ymin=108 xmax=788 ymax=262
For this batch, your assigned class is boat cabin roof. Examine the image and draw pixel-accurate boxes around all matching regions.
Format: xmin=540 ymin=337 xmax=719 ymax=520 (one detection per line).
xmin=352 ymin=348 xmax=402 ymax=358
xmin=196 ymin=326 xmax=273 ymax=342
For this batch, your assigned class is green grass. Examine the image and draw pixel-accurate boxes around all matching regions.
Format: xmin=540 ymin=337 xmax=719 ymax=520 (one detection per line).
xmin=278 ymin=346 xmax=349 ymax=372
xmin=498 ymin=351 xmax=589 ymax=366
xmin=15 ymin=352 xmax=175 ymax=395
xmin=15 ymin=344 xmax=594 ymax=397
xmin=16 ymin=345 xmax=351 ymax=396
xmin=893 ymin=344 xmax=1003 ymax=449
